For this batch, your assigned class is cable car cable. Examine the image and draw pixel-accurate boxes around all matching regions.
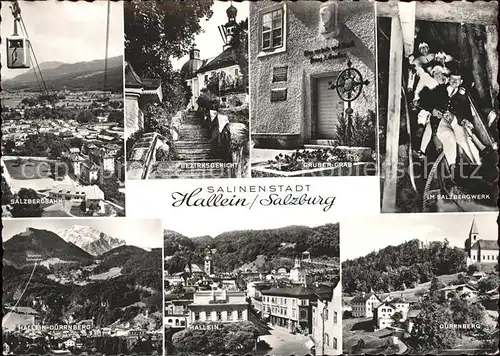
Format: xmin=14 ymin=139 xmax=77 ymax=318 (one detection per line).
xmin=1 ymin=262 xmax=38 ymax=327
xmin=19 ymin=14 xmax=48 ymax=95
xmin=103 ymin=0 xmax=111 ymax=91
xmin=30 ymin=52 xmax=43 ymax=93
xmin=6 ymin=4 xmax=43 ymax=95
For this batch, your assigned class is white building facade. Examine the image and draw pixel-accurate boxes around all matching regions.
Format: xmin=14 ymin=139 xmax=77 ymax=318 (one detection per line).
xmin=187 ymin=290 xmax=248 ymax=326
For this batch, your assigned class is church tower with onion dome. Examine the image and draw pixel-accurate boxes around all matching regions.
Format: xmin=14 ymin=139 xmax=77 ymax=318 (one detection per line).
xmin=222 ymin=2 xmax=238 ymax=49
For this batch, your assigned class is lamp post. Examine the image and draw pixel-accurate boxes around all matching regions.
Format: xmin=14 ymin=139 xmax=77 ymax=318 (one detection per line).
xmin=329 ymin=60 xmax=370 ymax=143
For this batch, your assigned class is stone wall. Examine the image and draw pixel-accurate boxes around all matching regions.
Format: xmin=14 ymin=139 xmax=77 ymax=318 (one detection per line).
xmin=125 ymin=91 xmax=143 ymax=139
xmin=170 ymin=110 xmax=186 ymax=142
xmin=205 ymin=110 xmax=250 ymax=178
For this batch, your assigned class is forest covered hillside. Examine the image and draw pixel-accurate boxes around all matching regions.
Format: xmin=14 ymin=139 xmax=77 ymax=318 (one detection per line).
xmin=164 ymin=223 xmax=339 ymax=273
xmin=342 ymin=239 xmax=467 ymax=294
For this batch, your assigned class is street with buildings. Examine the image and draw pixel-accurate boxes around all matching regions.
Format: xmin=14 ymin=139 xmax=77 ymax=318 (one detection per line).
xmin=164 ymin=228 xmax=342 ymax=356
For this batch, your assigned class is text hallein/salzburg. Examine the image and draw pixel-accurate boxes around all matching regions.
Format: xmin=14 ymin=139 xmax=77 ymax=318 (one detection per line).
xmin=171 ymin=187 xmax=336 ymax=212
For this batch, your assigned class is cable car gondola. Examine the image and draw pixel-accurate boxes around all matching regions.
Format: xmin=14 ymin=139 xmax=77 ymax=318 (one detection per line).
xmin=6 ymin=1 xmax=31 ymax=69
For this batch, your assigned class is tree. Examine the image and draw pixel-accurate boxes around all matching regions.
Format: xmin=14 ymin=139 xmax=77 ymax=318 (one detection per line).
xmin=130 ymin=338 xmax=156 ymax=354
xmin=429 ymin=276 xmax=445 ymax=301
xmin=477 ymin=276 xmax=499 ymax=294
xmin=409 ymin=303 xmax=458 ymax=352
xmin=165 ymin=253 xmax=188 ymax=275
xmin=10 ymin=188 xmax=44 ymax=217
xmin=3 ymin=140 xmax=16 ymax=155
xmin=304 ymin=224 xmax=340 ymax=258
xmin=126 ymin=128 xmax=145 ymax=159
xmin=467 ymin=264 xmax=480 ymax=275
xmin=124 ymin=1 xmax=214 ymax=113
xmin=156 ymin=146 xmax=170 ymax=161
xmin=479 ymin=333 xmax=500 ymax=353
xmin=172 ymin=282 xmax=184 ymax=295
xmin=203 ymin=72 xmax=222 ymax=97
xmin=172 ymin=321 xmax=258 ymax=354
xmin=143 ymin=105 xmax=173 ymax=140
xmin=97 ymin=174 xmax=121 ymax=202
xmin=145 ymin=293 xmax=162 ymax=313
xmin=352 ymin=338 xmax=365 ymax=353
xmin=229 ymin=18 xmax=249 ymax=90
xmin=76 ymin=110 xmax=98 ymax=124
xmin=197 ymin=91 xmax=221 ymax=114
xmin=450 ymin=297 xmax=485 ymax=329
xmin=108 ymin=109 xmax=124 ymax=126
xmin=69 ymin=137 xmax=84 ymax=149
xmin=391 ymin=311 xmax=404 ymax=327
xmin=1 ymin=175 xmax=14 ymax=205
xmin=21 ymin=97 xmax=38 ymax=106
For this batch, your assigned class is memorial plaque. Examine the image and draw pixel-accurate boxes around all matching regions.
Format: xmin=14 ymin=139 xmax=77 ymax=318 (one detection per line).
xmin=272 ymin=66 xmax=288 ymax=82
xmin=270 ymin=88 xmax=287 ymax=102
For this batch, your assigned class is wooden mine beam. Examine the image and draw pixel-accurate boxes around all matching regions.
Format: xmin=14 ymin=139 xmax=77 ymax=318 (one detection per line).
xmin=377 ymin=1 xmax=498 ymax=26
xmin=382 ymin=16 xmax=404 ymax=213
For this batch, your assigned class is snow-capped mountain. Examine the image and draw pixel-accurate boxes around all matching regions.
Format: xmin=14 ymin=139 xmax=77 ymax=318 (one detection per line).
xmin=57 ymin=225 xmax=126 ymax=256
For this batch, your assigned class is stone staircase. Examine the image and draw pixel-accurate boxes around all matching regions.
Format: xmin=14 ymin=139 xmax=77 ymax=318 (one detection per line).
xmin=150 ymin=112 xmax=232 ymax=179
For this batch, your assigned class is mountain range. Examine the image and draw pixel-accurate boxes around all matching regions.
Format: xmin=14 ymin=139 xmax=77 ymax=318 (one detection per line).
xmin=3 ymin=225 xmax=128 ymax=267
xmin=2 ymin=226 xmax=162 ymax=336
xmin=3 ymin=227 xmax=93 ymax=267
xmin=57 ymin=225 xmax=126 ymax=256
xmin=2 ymin=56 xmax=124 ymax=92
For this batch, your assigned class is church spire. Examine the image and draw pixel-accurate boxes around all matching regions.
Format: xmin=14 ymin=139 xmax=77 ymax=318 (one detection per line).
xmin=469 ymin=216 xmax=479 ymax=237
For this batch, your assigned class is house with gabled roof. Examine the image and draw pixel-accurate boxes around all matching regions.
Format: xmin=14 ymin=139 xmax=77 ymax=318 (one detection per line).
xmin=373 ymin=298 xmax=410 ymax=330
xmin=351 ymin=291 xmax=381 ymax=318
xmin=439 ymin=284 xmax=478 ymax=301
xmin=311 ymin=279 xmax=342 ymax=355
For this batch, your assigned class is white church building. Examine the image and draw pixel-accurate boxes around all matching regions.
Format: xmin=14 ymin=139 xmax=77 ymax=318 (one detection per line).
xmin=181 ymin=3 xmax=246 ymax=110
xmin=465 ymin=217 xmax=499 ymax=266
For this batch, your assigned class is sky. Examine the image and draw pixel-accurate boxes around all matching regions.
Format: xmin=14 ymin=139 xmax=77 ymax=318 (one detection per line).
xmin=171 ymin=1 xmax=249 ymax=70
xmin=1 ymin=0 xmax=124 ymax=80
xmin=2 ymin=218 xmax=163 ymax=250
xmin=341 ymin=213 xmax=498 ymax=261
xmin=164 ymin=211 xmax=340 ymax=239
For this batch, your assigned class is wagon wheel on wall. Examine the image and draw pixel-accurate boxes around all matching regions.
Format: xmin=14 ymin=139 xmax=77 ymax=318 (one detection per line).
xmin=334 ymin=60 xmax=369 ymax=103
xmin=329 ymin=60 xmax=370 ymax=142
